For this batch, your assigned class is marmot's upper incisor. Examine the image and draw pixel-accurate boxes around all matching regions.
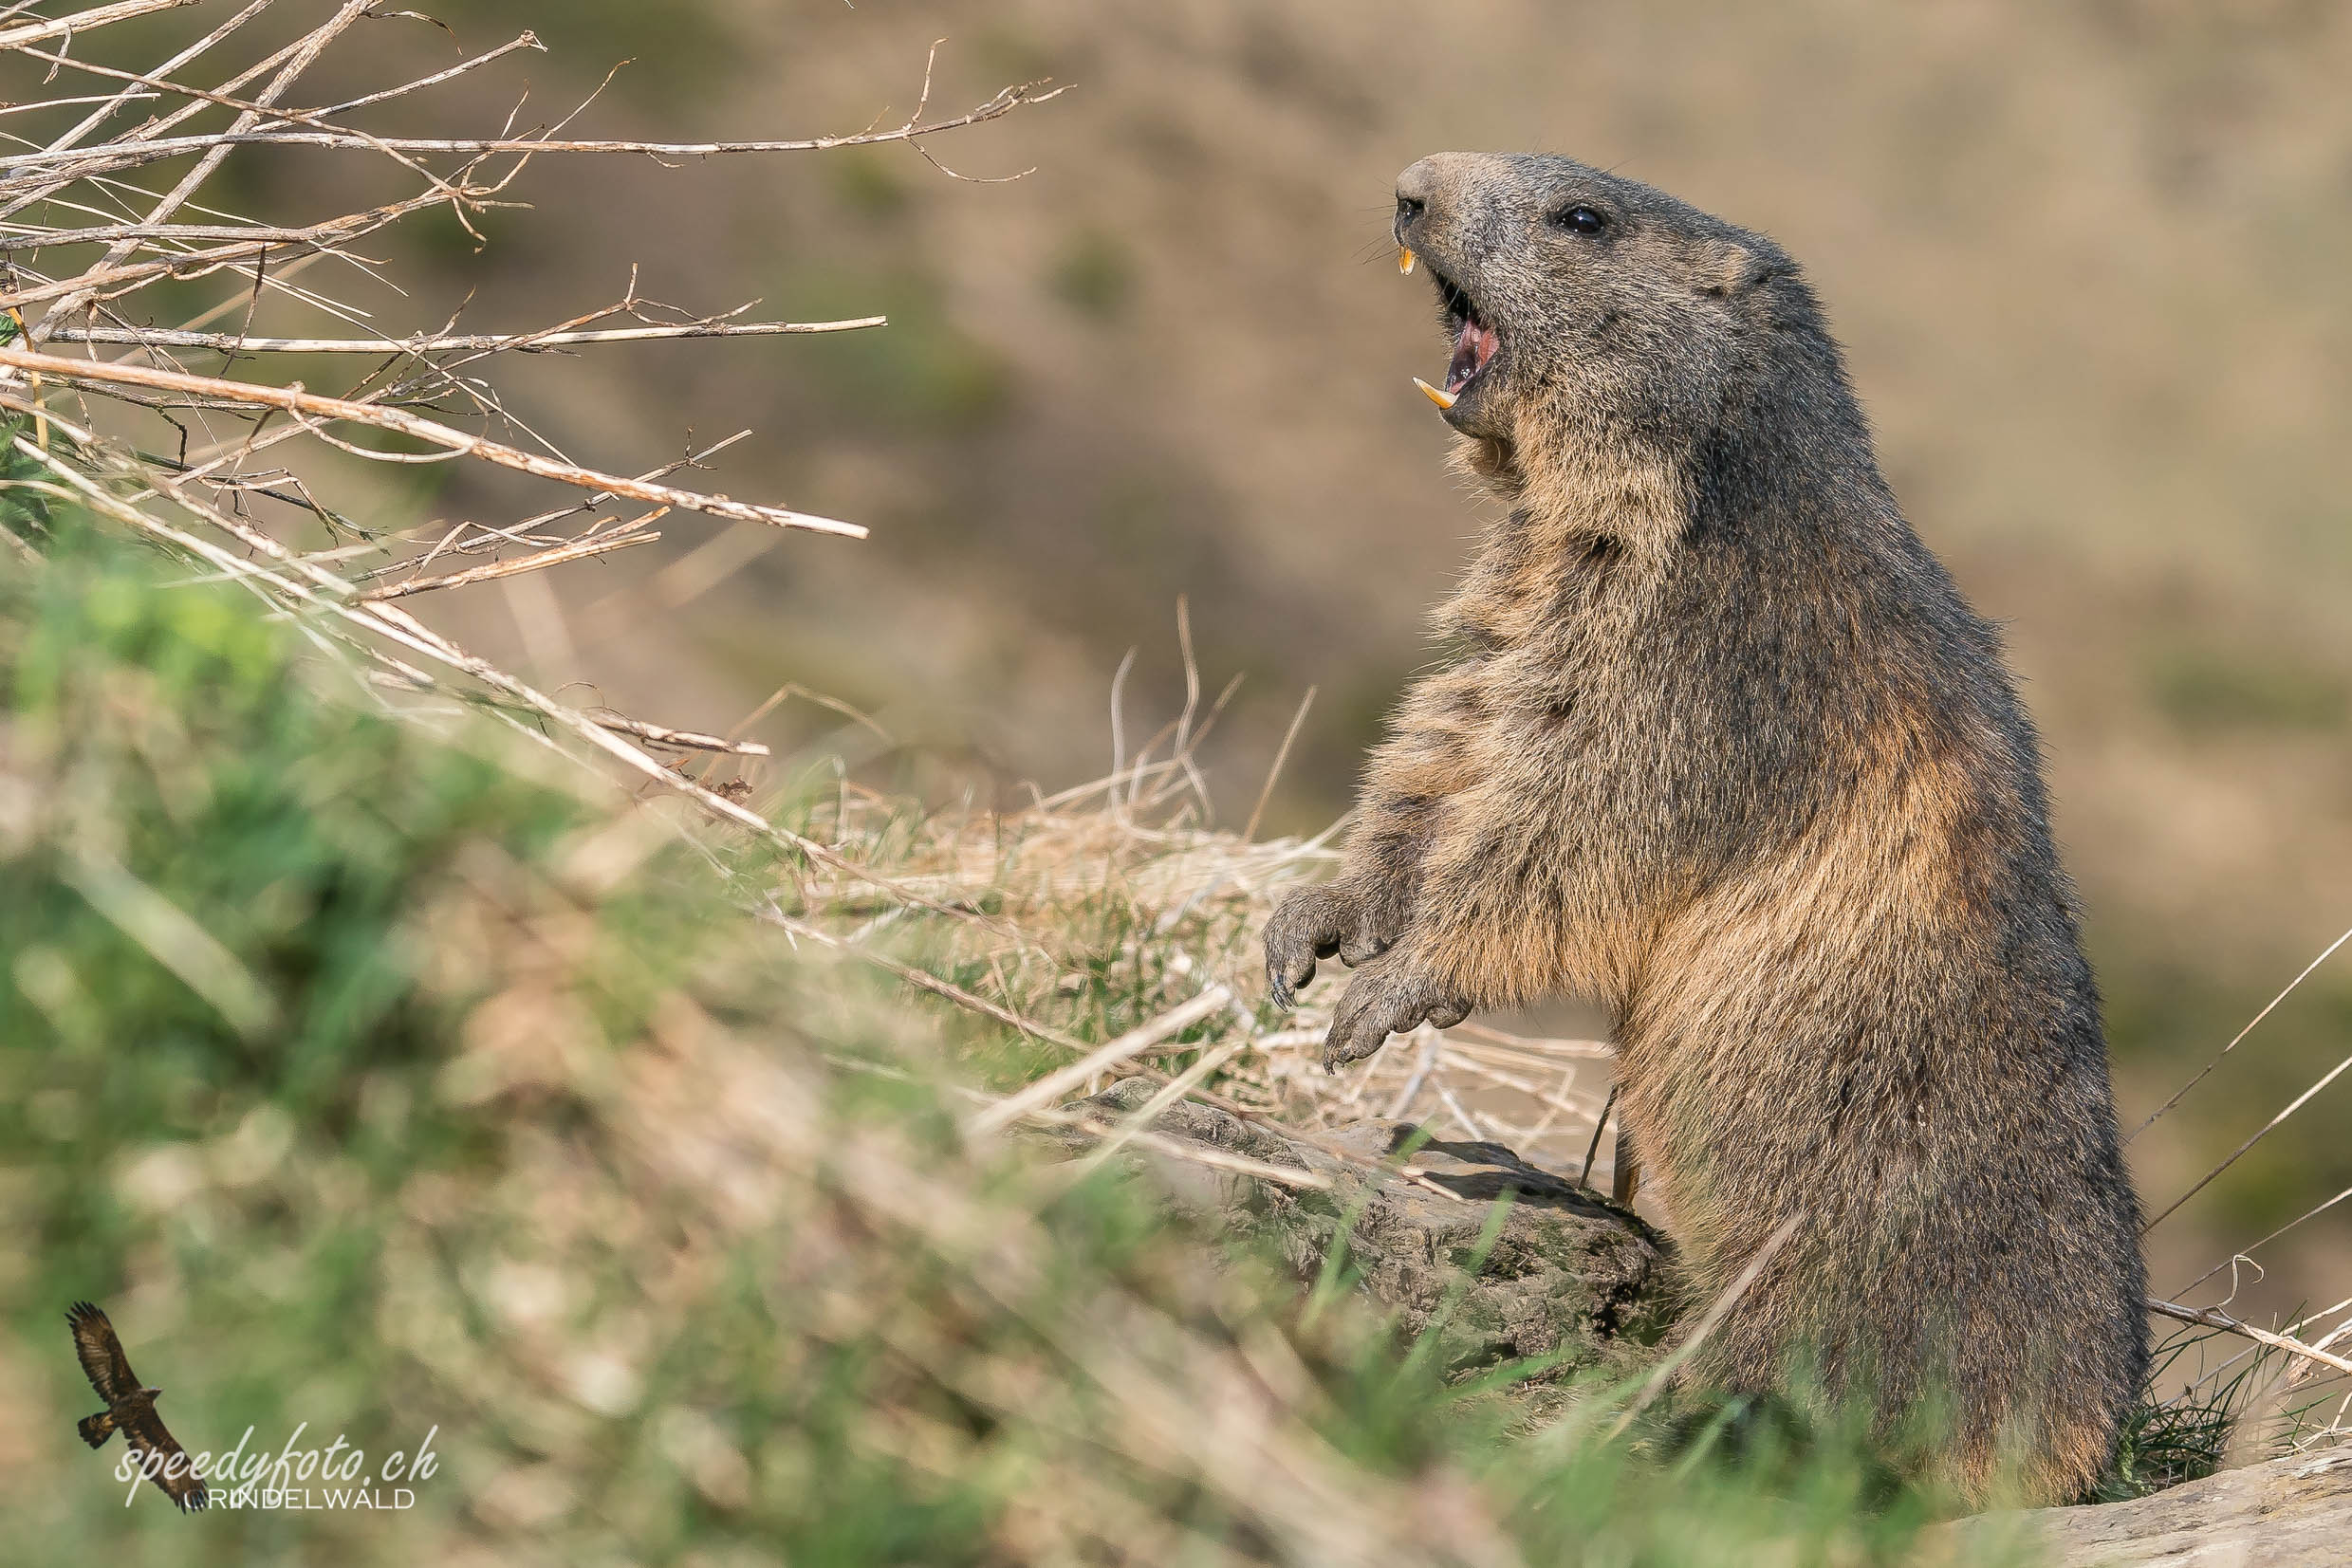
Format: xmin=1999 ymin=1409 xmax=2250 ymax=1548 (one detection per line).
xmin=1265 ymin=153 xmax=2146 ymax=1504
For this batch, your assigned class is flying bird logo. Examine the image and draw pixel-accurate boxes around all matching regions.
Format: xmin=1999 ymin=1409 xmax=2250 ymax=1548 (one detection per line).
xmin=66 ymin=1301 xmax=208 ymax=1512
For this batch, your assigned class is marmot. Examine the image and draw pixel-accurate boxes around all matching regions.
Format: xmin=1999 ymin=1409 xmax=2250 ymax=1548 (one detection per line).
xmin=1264 ymin=153 xmax=2146 ymax=1504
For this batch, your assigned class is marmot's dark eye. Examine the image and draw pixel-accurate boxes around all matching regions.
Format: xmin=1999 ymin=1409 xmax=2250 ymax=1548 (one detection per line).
xmin=1551 ymin=205 xmax=1607 ymax=235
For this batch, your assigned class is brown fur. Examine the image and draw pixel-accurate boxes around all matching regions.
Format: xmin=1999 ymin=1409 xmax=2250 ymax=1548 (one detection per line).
xmin=1264 ymin=153 xmax=2146 ymax=1504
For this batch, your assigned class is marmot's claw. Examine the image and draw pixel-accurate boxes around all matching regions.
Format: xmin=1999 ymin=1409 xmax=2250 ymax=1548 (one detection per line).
xmin=1266 ymin=949 xmax=1313 ymax=1011
xmin=1321 ymin=957 xmax=1470 ymax=1072
xmin=1263 ymin=885 xmax=1355 ymax=1009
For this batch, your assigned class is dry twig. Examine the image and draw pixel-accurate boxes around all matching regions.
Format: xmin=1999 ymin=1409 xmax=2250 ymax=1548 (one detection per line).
xmin=2149 ymin=1298 xmax=2352 ymax=1382
xmin=42 ymin=316 xmax=887 ymax=353
xmin=0 ymin=343 xmax=867 ymax=536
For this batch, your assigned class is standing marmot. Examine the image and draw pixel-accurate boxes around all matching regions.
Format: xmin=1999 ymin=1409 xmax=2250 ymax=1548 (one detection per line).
xmin=1264 ymin=153 xmax=2146 ymax=1505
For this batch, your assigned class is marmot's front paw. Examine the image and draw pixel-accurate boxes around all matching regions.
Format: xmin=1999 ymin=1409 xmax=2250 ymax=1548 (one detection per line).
xmin=1264 ymin=883 xmax=1392 ymax=1009
xmin=1323 ymin=956 xmax=1471 ymax=1071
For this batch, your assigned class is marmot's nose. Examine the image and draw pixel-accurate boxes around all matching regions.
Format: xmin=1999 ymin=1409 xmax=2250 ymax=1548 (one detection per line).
xmin=1395 ymin=159 xmax=1439 ymax=238
xmin=1397 ymin=154 xmax=1484 ymax=241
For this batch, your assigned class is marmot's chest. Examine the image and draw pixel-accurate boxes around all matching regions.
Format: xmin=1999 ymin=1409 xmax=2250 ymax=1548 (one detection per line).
xmin=1448 ymin=539 xmax=1630 ymax=657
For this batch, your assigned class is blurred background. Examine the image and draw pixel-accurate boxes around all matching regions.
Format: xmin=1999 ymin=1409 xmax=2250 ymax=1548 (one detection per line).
xmin=182 ymin=2 xmax=2352 ymax=1328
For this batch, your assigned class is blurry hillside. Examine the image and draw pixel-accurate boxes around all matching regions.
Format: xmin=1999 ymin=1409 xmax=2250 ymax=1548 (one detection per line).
xmin=193 ymin=2 xmax=2352 ymax=1317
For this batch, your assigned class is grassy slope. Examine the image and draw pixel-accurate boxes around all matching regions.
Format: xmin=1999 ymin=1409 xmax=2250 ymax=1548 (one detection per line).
xmin=0 ymin=503 xmax=2046 ymax=1563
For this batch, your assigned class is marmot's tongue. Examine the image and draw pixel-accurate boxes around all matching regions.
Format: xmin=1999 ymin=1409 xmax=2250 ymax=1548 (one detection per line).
xmin=1446 ymin=316 xmax=1499 ymax=395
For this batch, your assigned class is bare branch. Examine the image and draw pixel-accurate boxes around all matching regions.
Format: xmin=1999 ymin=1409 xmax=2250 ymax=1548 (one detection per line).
xmin=0 ymin=342 xmax=867 ymax=536
xmin=44 ymin=315 xmax=887 ymax=353
xmin=307 ymin=31 xmax=546 ymax=120
xmin=0 ymin=183 xmax=495 ymax=311
xmin=0 ymin=0 xmax=205 ymax=49
xmin=30 ymin=0 xmax=276 ymax=168
xmin=0 ymin=81 xmax=1071 ymax=175
xmin=357 ymin=526 xmax=661 ymax=601
xmin=35 ymin=0 xmax=378 ymax=327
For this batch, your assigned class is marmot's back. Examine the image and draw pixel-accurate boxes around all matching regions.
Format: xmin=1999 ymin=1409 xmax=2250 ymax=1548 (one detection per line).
xmin=1265 ymin=152 xmax=2145 ymax=1504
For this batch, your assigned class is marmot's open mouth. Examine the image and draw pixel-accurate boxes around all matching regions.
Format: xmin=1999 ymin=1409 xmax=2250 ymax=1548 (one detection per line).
xmin=1435 ymin=267 xmax=1500 ymax=396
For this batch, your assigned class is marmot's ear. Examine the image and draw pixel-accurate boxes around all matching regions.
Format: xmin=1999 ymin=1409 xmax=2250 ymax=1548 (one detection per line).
xmin=1698 ymin=239 xmax=1776 ymax=299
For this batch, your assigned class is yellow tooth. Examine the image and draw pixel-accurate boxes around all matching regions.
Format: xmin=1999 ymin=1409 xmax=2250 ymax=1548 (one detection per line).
xmin=1413 ymin=377 xmax=1455 ymax=410
xmin=1398 ymin=248 xmax=1417 ymax=275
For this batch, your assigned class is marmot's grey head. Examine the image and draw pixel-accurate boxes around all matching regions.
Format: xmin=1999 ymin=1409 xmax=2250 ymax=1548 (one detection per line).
xmin=1394 ymin=154 xmax=1821 ymax=462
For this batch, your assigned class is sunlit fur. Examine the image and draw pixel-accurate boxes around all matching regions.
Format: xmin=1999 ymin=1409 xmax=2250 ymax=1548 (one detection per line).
xmin=1265 ymin=152 xmax=2147 ymax=1505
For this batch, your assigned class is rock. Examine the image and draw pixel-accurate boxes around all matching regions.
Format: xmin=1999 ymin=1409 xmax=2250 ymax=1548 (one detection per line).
xmin=1045 ymin=1079 xmax=1681 ymax=1384
xmin=1941 ymin=1448 xmax=2352 ymax=1565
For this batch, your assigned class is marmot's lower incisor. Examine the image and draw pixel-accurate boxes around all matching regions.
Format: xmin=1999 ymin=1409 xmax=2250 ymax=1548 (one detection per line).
xmin=1265 ymin=153 xmax=2146 ymax=1505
